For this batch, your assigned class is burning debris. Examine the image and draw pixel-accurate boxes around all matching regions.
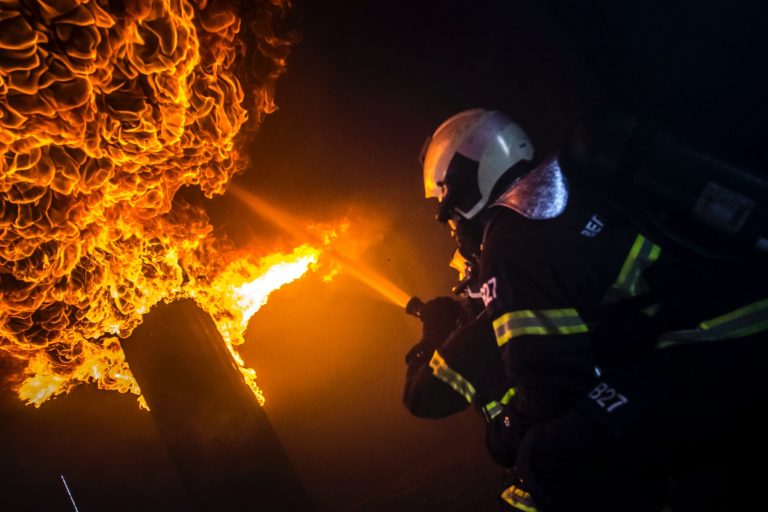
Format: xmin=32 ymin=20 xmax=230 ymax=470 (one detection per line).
xmin=0 ymin=0 xmax=303 ymax=407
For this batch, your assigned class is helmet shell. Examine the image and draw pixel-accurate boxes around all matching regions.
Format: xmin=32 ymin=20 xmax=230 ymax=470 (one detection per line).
xmin=423 ymin=109 xmax=534 ymax=219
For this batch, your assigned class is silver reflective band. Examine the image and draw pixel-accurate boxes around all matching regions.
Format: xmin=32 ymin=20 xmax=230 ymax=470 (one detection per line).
xmin=658 ymin=298 xmax=768 ymax=348
xmin=493 ymin=308 xmax=588 ymax=346
xmin=491 ymin=156 xmax=569 ymax=220
xmin=429 ymin=350 xmax=476 ymax=403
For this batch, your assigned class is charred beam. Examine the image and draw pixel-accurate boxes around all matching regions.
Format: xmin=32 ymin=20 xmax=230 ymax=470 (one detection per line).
xmin=121 ymin=299 xmax=313 ymax=511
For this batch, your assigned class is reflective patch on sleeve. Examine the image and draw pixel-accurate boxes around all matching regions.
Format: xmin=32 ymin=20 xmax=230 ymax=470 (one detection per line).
xmin=611 ymin=234 xmax=661 ymax=298
xmin=658 ymin=298 xmax=768 ymax=348
xmin=499 ymin=386 xmax=517 ymax=405
xmin=429 ymin=350 xmax=476 ymax=403
xmin=483 ymin=400 xmax=503 ymax=421
xmin=482 ymin=387 xmax=517 ymax=422
xmin=492 ymin=309 xmax=588 ymax=346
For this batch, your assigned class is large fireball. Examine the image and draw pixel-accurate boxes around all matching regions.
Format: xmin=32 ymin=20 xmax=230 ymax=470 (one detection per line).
xmin=0 ymin=0 xmax=297 ymax=407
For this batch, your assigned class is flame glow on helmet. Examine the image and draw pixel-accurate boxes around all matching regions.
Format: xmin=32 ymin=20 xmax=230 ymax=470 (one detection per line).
xmin=422 ymin=109 xmax=534 ymax=219
xmin=423 ymin=109 xmax=487 ymax=200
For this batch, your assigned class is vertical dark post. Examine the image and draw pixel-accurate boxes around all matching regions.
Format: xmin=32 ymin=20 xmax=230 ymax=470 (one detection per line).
xmin=121 ymin=299 xmax=313 ymax=511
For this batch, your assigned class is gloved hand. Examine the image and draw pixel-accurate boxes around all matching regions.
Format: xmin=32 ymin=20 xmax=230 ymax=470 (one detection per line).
xmin=420 ymin=296 xmax=461 ymax=342
xmin=405 ymin=296 xmax=461 ymax=366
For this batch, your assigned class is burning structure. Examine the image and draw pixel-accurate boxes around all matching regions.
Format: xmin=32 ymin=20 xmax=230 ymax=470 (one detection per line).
xmin=0 ymin=1 xmax=320 ymax=506
xmin=0 ymin=0 xmax=305 ymax=407
xmin=0 ymin=2 xmax=418 ymax=508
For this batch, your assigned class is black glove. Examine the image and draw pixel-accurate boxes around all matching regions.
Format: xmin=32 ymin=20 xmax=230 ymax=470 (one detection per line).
xmin=405 ymin=297 xmax=460 ymax=365
xmin=420 ymin=296 xmax=461 ymax=342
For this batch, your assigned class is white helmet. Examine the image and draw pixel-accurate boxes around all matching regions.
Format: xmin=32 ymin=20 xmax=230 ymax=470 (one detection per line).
xmin=421 ymin=109 xmax=534 ymax=221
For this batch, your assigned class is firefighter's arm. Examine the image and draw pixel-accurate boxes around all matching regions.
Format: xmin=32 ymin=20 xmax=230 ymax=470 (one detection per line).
xmin=404 ymin=308 xmax=502 ymax=419
xmin=403 ymin=297 xmax=470 ymax=418
xmin=403 ymin=353 xmax=469 ymax=418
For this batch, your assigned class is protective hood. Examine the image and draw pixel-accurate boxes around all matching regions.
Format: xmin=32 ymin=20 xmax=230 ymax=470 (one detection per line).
xmin=490 ymin=155 xmax=569 ymax=219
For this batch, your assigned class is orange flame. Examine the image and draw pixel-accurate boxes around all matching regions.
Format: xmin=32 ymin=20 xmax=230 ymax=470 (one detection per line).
xmin=230 ymin=185 xmax=412 ymax=308
xmin=0 ymin=0 xmax=298 ymax=407
xmin=194 ymin=243 xmax=322 ymax=405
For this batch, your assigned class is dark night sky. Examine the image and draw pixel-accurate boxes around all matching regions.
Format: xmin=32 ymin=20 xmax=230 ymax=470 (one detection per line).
xmin=2 ymin=1 xmax=766 ymax=511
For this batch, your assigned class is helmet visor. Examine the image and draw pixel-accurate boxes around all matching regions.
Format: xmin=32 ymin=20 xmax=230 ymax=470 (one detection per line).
xmin=422 ymin=109 xmax=487 ymax=199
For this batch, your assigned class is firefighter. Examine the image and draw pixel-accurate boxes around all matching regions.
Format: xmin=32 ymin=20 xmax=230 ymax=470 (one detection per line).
xmin=416 ymin=108 xmax=768 ymax=511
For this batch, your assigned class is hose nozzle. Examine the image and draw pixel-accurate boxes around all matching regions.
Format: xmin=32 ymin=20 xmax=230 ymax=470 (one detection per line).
xmin=405 ymin=297 xmax=424 ymax=318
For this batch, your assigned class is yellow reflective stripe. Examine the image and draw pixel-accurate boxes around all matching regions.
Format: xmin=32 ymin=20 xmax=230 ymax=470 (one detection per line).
xmin=700 ymin=298 xmax=768 ymax=331
xmin=613 ymin=234 xmax=661 ymax=297
xmin=501 ymin=484 xmax=539 ymax=512
xmin=483 ymin=400 xmax=502 ymax=420
xmin=493 ymin=309 xmax=588 ymax=346
xmin=429 ymin=350 xmax=476 ymax=403
xmin=658 ymin=298 xmax=768 ymax=348
xmin=482 ymin=388 xmax=517 ymax=421
xmin=500 ymin=387 xmax=517 ymax=405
